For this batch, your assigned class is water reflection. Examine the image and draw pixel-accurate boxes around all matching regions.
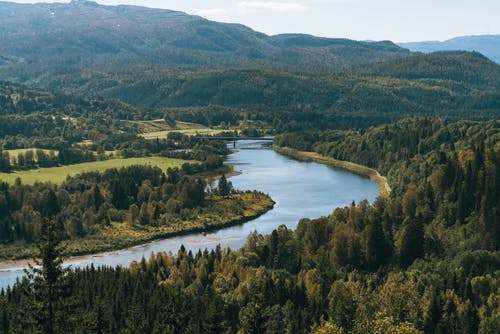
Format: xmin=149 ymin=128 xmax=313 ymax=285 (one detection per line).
xmin=0 ymin=140 xmax=378 ymax=288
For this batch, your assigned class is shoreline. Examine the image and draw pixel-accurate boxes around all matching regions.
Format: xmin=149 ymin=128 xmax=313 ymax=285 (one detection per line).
xmin=0 ymin=144 xmax=385 ymax=271
xmin=205 ymin=169 xmax=242 ymax=185
xmin=273 ymin=146 xmax=391 ymax=198
xmin=0 ymin=193 xmax=274 ymax=271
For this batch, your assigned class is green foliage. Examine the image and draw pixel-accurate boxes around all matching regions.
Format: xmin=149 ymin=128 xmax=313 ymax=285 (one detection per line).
xmin=0 ymin=1 xmax=410 ymax=78
xmin=0 ymin=164 xmax=205 ymax=254
xmin=24 ymin=218 xmax=69 ymax=334
xmin=0 ymin=11 xmax=498 ymax=329
xmin=217 ymin=175 xmax=233 ymax=196
xmin=350 ymin=51 xmax=500 ymax=89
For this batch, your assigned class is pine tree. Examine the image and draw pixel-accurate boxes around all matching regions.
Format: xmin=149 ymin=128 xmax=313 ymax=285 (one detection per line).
xmin=25 ymin=218 xmax=69 ymax=334
xmin=399 ymin=216 xmax=424 ymax=268
xmin=218 ymin=175 xmax=232 ymax=196
xmin=0 ymin=149 xmax=11 ymax=173
xmin=423 ymin=289 xmax=441 ymax=334
xmin=365 ymin=220 xmax=391 ymax=269
xmin=1 ymin=299 xmax=8 ymax=334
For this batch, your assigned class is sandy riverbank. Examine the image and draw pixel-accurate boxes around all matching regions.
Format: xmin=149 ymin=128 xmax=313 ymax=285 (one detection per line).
xmin=273 ymin=146 xmax=391 ymax=198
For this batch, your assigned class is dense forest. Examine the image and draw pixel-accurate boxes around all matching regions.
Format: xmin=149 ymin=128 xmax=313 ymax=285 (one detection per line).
xmin=0 ymin=40 xmax=499 ymax=334
xmin=0 ymin=2 xmax=499 ymax=333
xmin=1 ymin=51 xmax=499 ymax=139
xmin=1 ymin=118 xmax=498 ymax=333
xmin=0 ymin=132 xmax=276 ymax=260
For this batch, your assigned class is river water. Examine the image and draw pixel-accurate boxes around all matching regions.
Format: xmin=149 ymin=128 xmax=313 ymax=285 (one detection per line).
xmin=0 ymin=140 xmax=378 ymax=289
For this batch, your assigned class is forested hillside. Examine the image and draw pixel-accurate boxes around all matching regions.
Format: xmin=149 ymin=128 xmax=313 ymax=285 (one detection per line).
xmin=2 ymin=118 xmax=498 ymax=333
xmin=3 ymin=51 xmax=496 ymax=133
xmin=0 ymin=0 xmax=409 ymax=80
xmin=0 ymin=2 xmax=499 ymax=333
xmin=0 ymin=1 xmax=498 ymax=134
xmin=3 ymin=50 xmax=499 ymax=139
xmin=399 ymin=35 xmax=500 ymax=64
xmin=349 ymin=52 xmax=500 ymax=88
xmin=0 ymin=81 xmax=160 ymax=152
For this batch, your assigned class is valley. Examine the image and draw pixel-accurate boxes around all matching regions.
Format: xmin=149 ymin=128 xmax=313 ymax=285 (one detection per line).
xmin=0 ymin=1 xmax=498 ymax=333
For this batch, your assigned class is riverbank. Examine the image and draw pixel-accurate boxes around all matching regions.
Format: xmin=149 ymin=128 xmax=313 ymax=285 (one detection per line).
xmin=273 ymin=146 xmax=391 ymax=198
xmin=0 ymin=192 xmax=274 ymax=265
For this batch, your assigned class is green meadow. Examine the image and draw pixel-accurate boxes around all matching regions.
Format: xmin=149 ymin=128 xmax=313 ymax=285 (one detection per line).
xmin=140 ymin=128 xmax=227 ymax=139
xmin=0 ymin=157 xmax=190 ymax=185
xmin=132 ymin=119 xmax=232 ymax=139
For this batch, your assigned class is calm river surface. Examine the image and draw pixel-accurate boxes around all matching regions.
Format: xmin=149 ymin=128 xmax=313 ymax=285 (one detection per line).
xmin=0 ymin=139 xmax=378 ymax=289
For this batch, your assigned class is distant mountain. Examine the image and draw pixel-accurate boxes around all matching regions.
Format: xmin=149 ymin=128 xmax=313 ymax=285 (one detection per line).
xmin=25 ymin=51 xmax=495 ymax=125
xmin=1 ymin=50 xmax=499 ymax=132
xmin=0 ymin=0 xmax=410 ymax=74
xmin=349 ymin=51 xmax=500 ymax=89
xmin=0 ymin=1 xmax=498 ymax=129
xmin=398 ymin=35 xmax=500 ymax=64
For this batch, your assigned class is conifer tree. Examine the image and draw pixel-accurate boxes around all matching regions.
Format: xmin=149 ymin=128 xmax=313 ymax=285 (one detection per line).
xmin=399 ymin=216 xmax=424 ymax=268
xmin=365 ymin=220 xmax=391 ymax=269
xmin=25 ymin=218 xmax=68 ymax=334
xmin=1 ymin=298 xmax=8 ymax=334
xmin=218 ymin=175 xmax=232 ymax=196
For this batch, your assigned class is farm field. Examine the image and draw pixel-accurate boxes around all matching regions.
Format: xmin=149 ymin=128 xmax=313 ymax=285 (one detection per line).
xmin=140 ymin=128 xmax=228 ymax=139
xmin=0 ymin=156 xmax=190 ymax=185
xmin=132 ymin=120 xmax=207 ymax=132
xmin=132 ymin=119 xmax=232 ymax=139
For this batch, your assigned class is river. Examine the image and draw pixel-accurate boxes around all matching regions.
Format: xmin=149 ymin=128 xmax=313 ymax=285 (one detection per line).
xmin=0 ymin=139 xmax=378 ymax=289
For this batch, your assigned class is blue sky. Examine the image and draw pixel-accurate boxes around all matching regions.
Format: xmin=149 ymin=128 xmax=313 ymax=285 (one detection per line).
xmin=9 ymin=0 xmax=500 ymax=42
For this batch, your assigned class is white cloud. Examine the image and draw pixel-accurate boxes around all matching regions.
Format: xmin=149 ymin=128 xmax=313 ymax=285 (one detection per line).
xmin=238 ymin=1 xmax=308 ymax=13
xmin=196 ymin=8 xmax=228 ymax=17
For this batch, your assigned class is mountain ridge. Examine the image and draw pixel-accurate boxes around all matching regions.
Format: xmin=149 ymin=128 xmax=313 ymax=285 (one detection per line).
xmin=398 ymin=35 xmax=500 ymax=64
xmin=0 ymin=0 xmax=410 ymax=72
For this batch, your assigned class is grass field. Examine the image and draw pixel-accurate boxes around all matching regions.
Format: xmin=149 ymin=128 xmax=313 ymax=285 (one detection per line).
xmin=140 ymin=128 xmax=227 ymax=139
xmin=130 ymin=119 xmax=207 ymax=132
xmin=131 ymin=119 xmax=232 ymax=139
xmin=0 ymin=157 xmax=190 ymax=185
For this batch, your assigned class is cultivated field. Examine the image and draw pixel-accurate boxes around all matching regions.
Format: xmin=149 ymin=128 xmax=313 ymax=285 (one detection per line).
xmin=140 ymin=128 xmax=227 ymax=139
xmin=132 ymin=119 xmax=232 ymax=139
xmin=0 ymin=157 xmax=190 ymax=185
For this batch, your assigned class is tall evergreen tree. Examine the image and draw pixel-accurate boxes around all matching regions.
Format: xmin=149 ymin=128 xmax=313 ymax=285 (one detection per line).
xmin=25 ymin=218 xmax=69 ymax=334
xmin=218 ymin=175 xmax=232 ymax=196
xmin=423 ymin=289 xmax=441 ymax=334
xmin=365 ymin=220 xmax=391 ymax=269
xmin=1 ymin=299 xmax=8 ymax=334
xmin=399 ymin=216 xmax=424 ymax=268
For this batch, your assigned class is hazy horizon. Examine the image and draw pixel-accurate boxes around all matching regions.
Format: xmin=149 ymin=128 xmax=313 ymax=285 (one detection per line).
xmin=5 ymin=0 xmax=500 ymax=43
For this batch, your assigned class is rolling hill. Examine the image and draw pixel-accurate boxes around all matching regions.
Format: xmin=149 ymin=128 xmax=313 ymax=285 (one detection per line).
xmin=398 ymin=35 xmax=500 ymax=64
xmin=2 ymin=50 xmax=498 ymax=132
xmin=0 ymin=0 xmax=410 ymax=75
xmin=0 ymin=1 xmax=498 ymax=132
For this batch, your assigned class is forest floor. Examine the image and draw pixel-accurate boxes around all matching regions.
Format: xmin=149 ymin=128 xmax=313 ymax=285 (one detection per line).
xmin=273 ymin=146 xmax=391 ymax=198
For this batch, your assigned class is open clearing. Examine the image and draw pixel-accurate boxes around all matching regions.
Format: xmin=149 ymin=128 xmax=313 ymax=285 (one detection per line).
xmin=140 ymin=128 xmax=227 ymax=139
xmin=0 ymin=157 xmax=190 ymax=185
xmin=131 ymin=119 xmax=232 ymax=139
xmin=130 ymin=119 xmax=207 ymax=133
